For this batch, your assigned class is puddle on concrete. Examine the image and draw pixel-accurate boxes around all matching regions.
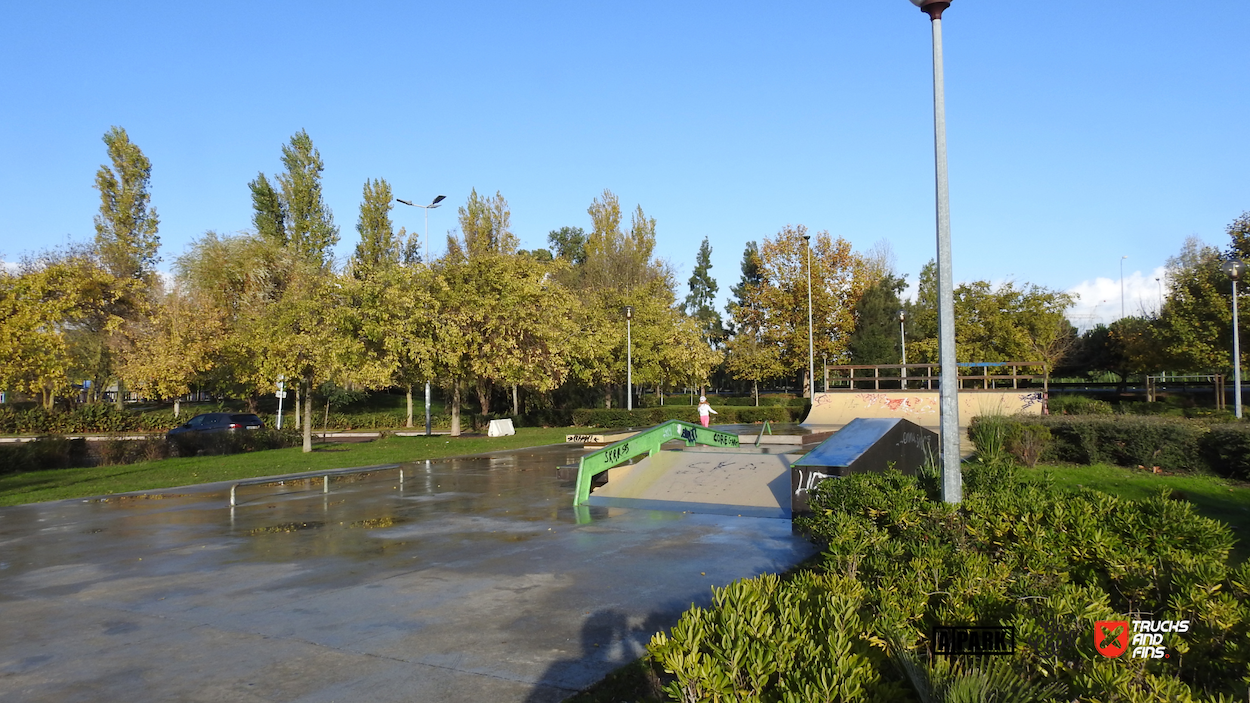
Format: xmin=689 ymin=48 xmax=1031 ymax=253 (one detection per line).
xmin=245 ymin=521 xmax=326 ymax=535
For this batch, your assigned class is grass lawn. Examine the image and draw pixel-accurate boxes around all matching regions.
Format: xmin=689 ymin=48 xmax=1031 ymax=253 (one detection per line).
xmin=0 ymin=427 xmax=580 ymax=507
xmin=1025 ymin=462 xmax=1250 ymax=564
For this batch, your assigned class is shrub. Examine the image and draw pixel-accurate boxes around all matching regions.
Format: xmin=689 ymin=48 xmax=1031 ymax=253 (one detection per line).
xmin=1046 ymin=394 xmax=1113 ymax=415
xmin=1200 ymin=423 xmax=1250 ymax=481
xmin=650 ymin=470 xmax=1249 ymax=701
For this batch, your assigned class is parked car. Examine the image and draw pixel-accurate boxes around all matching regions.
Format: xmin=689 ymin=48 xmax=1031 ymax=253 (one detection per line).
xmin=166 ymin=413 xmax=265 ymax=441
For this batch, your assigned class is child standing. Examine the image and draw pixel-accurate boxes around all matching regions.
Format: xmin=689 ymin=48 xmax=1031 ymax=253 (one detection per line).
xmin=697 ymin=396 xmax=717 ymax=428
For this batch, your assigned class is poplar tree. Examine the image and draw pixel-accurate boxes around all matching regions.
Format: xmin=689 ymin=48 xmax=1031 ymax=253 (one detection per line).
xmin=94 ymin=126 xmax=160 ymax=283
xmin=351 ymin=178 xmax=398 ymax=275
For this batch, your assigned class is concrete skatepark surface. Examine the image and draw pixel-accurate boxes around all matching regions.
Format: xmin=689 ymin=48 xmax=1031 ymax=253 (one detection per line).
xmin=0 ymin=444 xmax=815 ymax=703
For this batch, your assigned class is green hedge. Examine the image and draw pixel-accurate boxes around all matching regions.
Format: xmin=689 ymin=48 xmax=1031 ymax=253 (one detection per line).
xmin=570 ymin=406 xmax=795 ymax=427
xmin=1047 ymin=394 xmax=1114 ymax=415
xmin=0 ymin=428 xmax=302 ymax=474
xmin=968 ymin=414 xmax=1250 ymax=480
xmin=650 ymin=469 xmax=1249 ymax=701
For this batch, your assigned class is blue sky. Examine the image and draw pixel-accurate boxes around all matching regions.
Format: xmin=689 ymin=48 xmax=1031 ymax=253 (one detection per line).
xmin=2 ymin=1 xmax=1247 ymax=328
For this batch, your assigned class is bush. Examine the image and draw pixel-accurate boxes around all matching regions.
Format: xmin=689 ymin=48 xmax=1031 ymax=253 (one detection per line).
xmin=0 ymin=428 xmax=302 ymax=473
xmin=1047 ymin=394 xmax=1113 ymax=415
xmin=1200 ymin=423 xmax=1250 ymax=481
xmin=650 ymin=470 xmax=1249 ymax=701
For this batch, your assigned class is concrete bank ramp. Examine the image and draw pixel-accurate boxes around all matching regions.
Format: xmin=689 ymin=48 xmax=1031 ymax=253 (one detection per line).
xmin=585 ymin=450 xmax=795 ymax=519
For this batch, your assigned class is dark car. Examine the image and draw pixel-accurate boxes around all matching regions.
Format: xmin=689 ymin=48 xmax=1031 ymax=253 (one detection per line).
xmin=166 ymin=413 xmax=265 ymax=441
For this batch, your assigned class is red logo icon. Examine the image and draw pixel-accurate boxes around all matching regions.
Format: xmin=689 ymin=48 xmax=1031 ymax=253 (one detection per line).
xmin=1095 ymin=620 xmax=1129 ymax=658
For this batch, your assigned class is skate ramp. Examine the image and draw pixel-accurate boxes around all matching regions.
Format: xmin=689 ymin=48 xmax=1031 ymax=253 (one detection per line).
xmin=585 ymin=451 xmax=795 ymax=519
xmin=802 ymin=390 xmax=1044 ymax=427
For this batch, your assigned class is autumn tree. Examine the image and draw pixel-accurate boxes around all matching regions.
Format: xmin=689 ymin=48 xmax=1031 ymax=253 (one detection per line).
xmin=735 ymin=226 xmax=861 ymax=396
xmin=846 ymin=273 xmax=907 ymax=366
xmin=249 ymin=130 xmax=339 ymax=263
xmin=724 ymin=241 xmax=783 ymax=403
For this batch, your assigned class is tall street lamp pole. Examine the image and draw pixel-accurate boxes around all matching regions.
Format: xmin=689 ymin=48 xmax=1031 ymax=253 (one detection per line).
xmin=1223 ymin=258 xmax=1245 ymax=419
xmin=624 ymin=306 xmax=633 ymax=411
xmin=396 ymin=194 xmax=447 ymax=436
xmin=1121 ymin=255 xmax=1129 ymax=320
xmin=899 ymin=309 xmax=907 ymax=377
xmin=911 ymin=0 xmax=961 ymax=503
xmin=803 ymin=234 xmax=815 ymax=399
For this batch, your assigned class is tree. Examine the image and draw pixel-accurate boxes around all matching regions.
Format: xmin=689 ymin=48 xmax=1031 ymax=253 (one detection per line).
xmin=272 ymin=130 xmax=339 ymax=261
xmin=118 ymin=286 xmax=223 ymax=417
xmin=446 ymin=188 xmax=516 ymax=260
xmin=684 ymin=237 xmax=726 ymax=347
xmin=734 ymin=226 xmax=861 ymax=396
xmin=1154 ymin=235 xmax=1243 ymax=373
xmin=548 ymin=226 xmax=588 ymax=265
xmin=249 ymin=173 xmax=286 ymax=247
xmin=846 ymin=273 xmax=907 ymax=366
xmin=0 ymin=252 xmax=127 ymax=408
xmin=94 ymin=126 xmax=160 ymax=283
xmin=351 ymin=178 xmax=398 ymax=276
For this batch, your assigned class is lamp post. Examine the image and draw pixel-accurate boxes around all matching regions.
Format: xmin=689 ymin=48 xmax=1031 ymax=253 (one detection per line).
xmin=802 ymin=234 xmax=815 ymax=399
xmin=1121 ymin=255 xmax=1129 ymax=320
xmin=910 ymin=0 xmax=961 ymax=503
xmin=900 ymin=303 xmax=910 ymax=360
xmin=624 ymin=306 xmax=633 ymax=411
xmin=1223 ymin=258 xmax=1245 ymax=419
xmin=396 ymin=194 xmax=447 ymax=436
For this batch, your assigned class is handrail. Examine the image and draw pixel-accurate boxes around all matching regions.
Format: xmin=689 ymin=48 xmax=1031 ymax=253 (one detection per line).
xmin=573 ymin=420 xmax=739 ymax=506
xmin=754 ymin=420 xmax=773 ymax=447
xmin=229 ymin=463 xmax=402 ymax=507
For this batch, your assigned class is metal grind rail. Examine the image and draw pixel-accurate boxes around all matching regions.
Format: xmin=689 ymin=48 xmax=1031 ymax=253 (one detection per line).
xmin=573 ymin=420 xmax=739 ymax=506
xmin=229 ymin=463 xmax=403 ymax=507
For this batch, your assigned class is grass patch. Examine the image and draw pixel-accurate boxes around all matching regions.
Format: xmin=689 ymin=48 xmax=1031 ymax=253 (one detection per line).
xmin=1026 ymin=461 xmax=1250 ymax=563
xmin=0 ymin=427 xmax=581 ymax=507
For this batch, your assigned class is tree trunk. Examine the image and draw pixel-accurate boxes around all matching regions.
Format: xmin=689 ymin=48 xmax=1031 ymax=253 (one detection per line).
xmin=450 ymin=380 xmax=462 ymax=437
xmin=115 ymin=378 xmax=125 ymax=410
xmin=406 ymin=384 xmax=414 ymax=428
xmin=604 ymin=388 xmax=612 ymax=409
xmin=512 ymin=384 xmax=519 ymax=416
xmin=476 ymin=378 xmax=491 ymax=415
xmin=658 ymin=384 xmax=664 ymax=406
xmin=294 ymin=383 xmax=301 ymax=428
xmin=302 ymin=377 xmax=313 ymax=453
xmin=174 ymin=398 xmax=181 ymax=418
xmin=324 ymin=399 xmax=330 ymax=434
xmin=754 ymin=379 xmax=759 ymax=406
xmin=246 ymin=395 xmax=257 ymax=413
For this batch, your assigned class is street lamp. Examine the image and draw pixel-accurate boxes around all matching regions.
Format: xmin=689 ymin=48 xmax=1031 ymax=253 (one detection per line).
xmin=900 ymin=306 xmax=910 ymax=367
xmin=802 ymin=234 xmax=815 ymax=399
xmin=624 ymin=306 xmax=633 ymax=411
xmin=909 ymin=0 xmax=961 ymax=503
xmin=396 ymin=194 xmax=447 ymax=436
xmin=1121 ymin=255 xmax=1129 ymax=320
xmin=1223 ymin=258 xmax=1245 ymax=419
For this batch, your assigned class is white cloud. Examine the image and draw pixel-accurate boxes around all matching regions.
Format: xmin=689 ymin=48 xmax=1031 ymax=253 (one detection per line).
xmin=1066 ymin=266 xmax=1168 ymax=331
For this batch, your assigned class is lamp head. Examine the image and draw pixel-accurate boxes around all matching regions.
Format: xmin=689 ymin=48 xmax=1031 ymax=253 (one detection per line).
xmin=910 ymin=0 xmax=950 ymax=19
xmin=899 ymin=309 xmax=906 ymax=322
xmin=430 ymin=195 xmax=446 ymax=208
xmin=1223 ymin=258 xmax=1246 ymax=281
xmin=624 ymin=305 xmax=633 ymax=320
xmin=396 ymin=198 xmax=414 ymax=206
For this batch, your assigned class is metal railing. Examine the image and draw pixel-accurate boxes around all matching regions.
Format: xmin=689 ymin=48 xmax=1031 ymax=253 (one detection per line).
xmin=1145 ymin=374 xmax=1225 ymax=409
xmin=229 ymin=463 xmax=403 ymax=507
xmin=573 ymin=420 xmax=739 ymax=506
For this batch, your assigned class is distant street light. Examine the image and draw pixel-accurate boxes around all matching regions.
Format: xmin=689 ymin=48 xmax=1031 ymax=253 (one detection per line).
xmin=1121 ymin=255 xmax=1129 ymax=320
xmin=802 ymin=234 xmax=815 ymax=399
xmin=1223 ymin=258 xmax=1245 ymax=419
xmin=909 ymin=0 xmax=961 ymax=503
xmin=900 ymin=306 xmax=910 ymax=362
xmin=624 ymin=306 xmax=634 ymax=411
xmin=395 ymin=194 xmax=446 ymax=265
xmin=396 ymin=194 xmax=447 ymax=436
xmin=1156 ymin=277 xmax=1163 ymax=313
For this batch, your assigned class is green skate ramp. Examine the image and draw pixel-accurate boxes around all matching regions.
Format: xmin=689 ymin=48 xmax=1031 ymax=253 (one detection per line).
xmin=584 ymin=451 xmax=795 ymax=519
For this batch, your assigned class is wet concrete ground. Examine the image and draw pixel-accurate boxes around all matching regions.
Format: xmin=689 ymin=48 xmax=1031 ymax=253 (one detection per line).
xmin=0 ymin=444 xmax=815 ymax=702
